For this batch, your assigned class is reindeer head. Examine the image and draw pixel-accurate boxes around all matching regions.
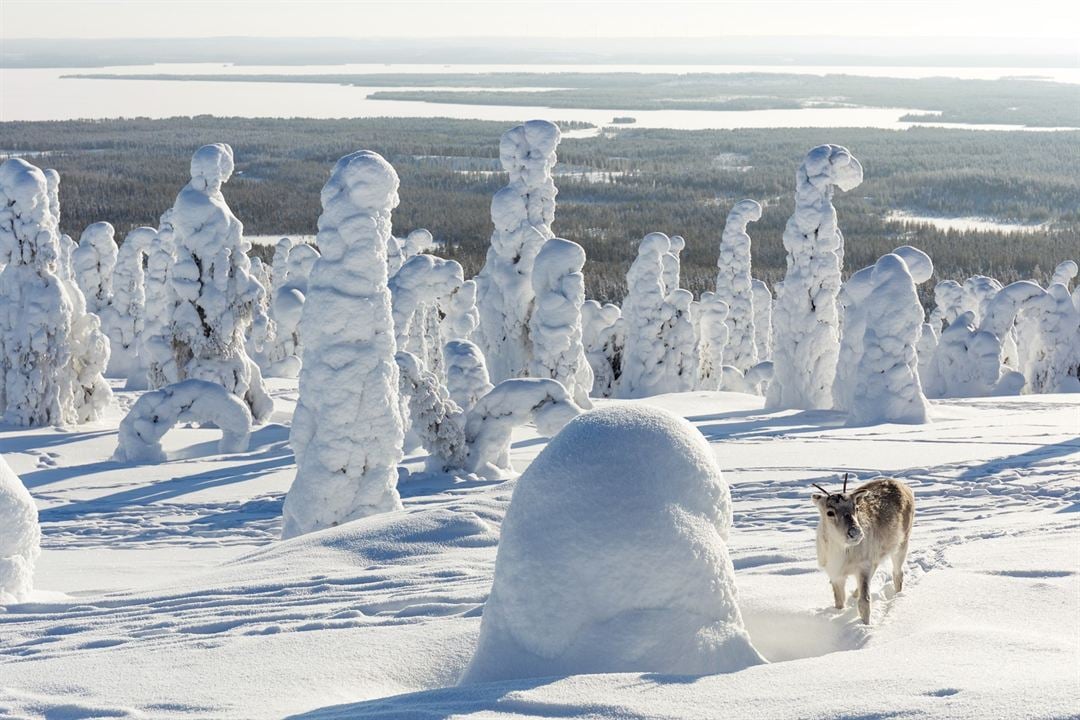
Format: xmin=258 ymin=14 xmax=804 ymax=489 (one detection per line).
xmin=812 ymin=475 xmax=864 ymax=546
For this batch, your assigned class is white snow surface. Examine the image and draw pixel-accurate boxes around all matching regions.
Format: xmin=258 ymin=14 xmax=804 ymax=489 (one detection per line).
xmin=0 ymin=455 xmax=40 ymax=604
xmin=0 ymin=380 xmax=1077 ymax=718
xmin=463 ymin=404 xmax=764 ymax=683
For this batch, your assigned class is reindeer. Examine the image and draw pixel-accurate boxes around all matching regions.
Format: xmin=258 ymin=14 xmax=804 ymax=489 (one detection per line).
xmin=811 ymin=474 xmax=915 ymax=625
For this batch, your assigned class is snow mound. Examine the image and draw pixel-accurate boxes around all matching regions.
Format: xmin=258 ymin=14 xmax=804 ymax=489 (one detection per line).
xmin=462 ymin=404 xmax=765 ymax=683
xmin=0 ymin=455 xmax=40 ymax=604
xmin=113 ymin=379 xmax=253 ymax=463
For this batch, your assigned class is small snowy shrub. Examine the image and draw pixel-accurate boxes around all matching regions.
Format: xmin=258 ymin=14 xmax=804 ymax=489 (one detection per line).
xmin=462 ymin=404 xmax=765 ymax=683
xmin=0 ymin=455 xmax=40 ymax=604
xmin=113 ymin=379 xmax=253 ymax=464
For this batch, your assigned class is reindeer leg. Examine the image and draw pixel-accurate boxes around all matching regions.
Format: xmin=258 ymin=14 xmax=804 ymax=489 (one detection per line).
xmin=831 ymin=578 xmax=845 ymax=609
xmin=857 ymin=571 xmax=871 ymax=625
xmin=893 ymin=539 xmax=909 ymax=593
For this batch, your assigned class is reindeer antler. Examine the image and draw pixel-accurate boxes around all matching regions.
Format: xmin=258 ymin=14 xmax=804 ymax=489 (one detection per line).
xmin=843 ymin=473 xmax=849 ymax=494
xmin=812 ymin=483 xmax=831 ymax=497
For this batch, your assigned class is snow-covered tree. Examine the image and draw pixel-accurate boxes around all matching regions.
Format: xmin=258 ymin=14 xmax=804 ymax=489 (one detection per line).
xmin=282 ymin=150 xmax=405 ymax=539
xmin=659 ymin=288 xmax=699 ymax=393
xmin=462 ymin=404 xmax=764 ymax=683
xmin=72 ymin=221 xmax=117 ymax=316
xmin=767 ymin=144 xmax=863 ymax=410
xmin=475 ymin=120 xmax=560 ymax=382
xmin=396 ymin=351 xmax=467 ymax=472
xmin=751 ymin=278 xmax=772 ymax=361
xmin=103 ymin=226 xmax=153 ymax=380
xmin=529 ymin=237 xmax=593 ymax=408
xmin=444 ymin=339 xmax=493 ymax=415
xmin=264 ymin=243 xmax=321 ymax=378
xmin=715 ymin=199 xmax=762 ymax=372
xmin=927 ymin=311 xmax=1024 ymax=398
xmin=0 ymin=158 xmax=77 ymax=426
xmin=442 ymin=279 xmax=480 ymax=343
xmin=662 ymin=234 xmax=685 ymax=295
xmin=581 ymin=300 xmax=622 ymax=398
xmin=42 ymin=172 xmax=113 ymax=421
xmin=464 ymin=377 xmax=581 ymax=478
xmin=163 ymin=144 xmax=272 ymax=422
xmin=847 ymin=253 xmax=931 ymax=424
xmin=696 ymin=292 xmax=729 ymax=390
xmin=0 ymin=455 xmax=40 ymax=604
xmin=270 ymin=237 xmax=295 ymax=297
xmin=142 ymin=221 xmax=177 ymax=389
xmin=962 ymin=275 xmax=1003 ymax=325
xmin=619 ymin=232 xmax=672 ymax=398
xmin=988 ymin=280 xmax=1080 ymax=394
xmin=835 ymin=245 xmax=932 ymax=414
xmin=389 ymin=253 xmax=464 ymax=377
xmin=1052 ymin=260 xmax=1077 ymax=290
xmin=929 ymin=279 xmax=964 ymax=331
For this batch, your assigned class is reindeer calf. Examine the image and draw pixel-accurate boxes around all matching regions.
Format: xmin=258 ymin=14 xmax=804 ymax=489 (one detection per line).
xmin=812 ymin=477 xmax=914 ymax=625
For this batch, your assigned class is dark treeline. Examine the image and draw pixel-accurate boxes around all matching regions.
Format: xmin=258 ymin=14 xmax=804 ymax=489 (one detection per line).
xmin=1 ymin=117 xmax=1076 ymax=305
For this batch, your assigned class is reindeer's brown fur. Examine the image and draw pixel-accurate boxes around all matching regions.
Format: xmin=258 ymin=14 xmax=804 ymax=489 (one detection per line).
xmin=812 ymin=477 xmax=914 ymax=625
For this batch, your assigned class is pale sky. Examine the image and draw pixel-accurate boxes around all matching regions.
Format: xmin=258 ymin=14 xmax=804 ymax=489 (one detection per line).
xmin=2 ymin=0 xmax=1078 ymax=40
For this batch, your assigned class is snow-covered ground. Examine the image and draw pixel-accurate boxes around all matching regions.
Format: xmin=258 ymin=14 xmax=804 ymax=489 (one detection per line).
xmin=0 ymin=378 xmax=1077 ymax=718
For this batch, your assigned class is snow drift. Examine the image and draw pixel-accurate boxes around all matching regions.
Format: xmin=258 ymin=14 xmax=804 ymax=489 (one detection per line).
xmin=463 ymin=404 xmax=764 ymax=683
xmin=0 ymin=455 xmax=40 ymax=604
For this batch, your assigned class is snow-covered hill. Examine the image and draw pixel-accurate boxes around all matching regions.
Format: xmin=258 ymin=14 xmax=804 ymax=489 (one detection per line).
xmin=0 ymin=380 xmax=1077 ymax=718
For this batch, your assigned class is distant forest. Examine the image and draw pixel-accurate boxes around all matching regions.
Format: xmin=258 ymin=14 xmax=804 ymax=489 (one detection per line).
xmin=1 ymin=117 xmax=1077 ymax=305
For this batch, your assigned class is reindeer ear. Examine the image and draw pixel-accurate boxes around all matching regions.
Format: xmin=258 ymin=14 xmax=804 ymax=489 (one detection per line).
xmin=812 ymin=493 xmax=825 ymax=507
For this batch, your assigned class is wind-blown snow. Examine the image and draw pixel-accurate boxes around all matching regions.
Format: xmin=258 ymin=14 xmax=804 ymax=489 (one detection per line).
xmin=0 ymin=455 xmax=40 ymax=604
xmin=283 ymin=150 xmax=405 ymax=539
xmin=768 ymin=144 xmax=863 ymax=410
xmin=463 ymin=404 xmax=764 ymax=683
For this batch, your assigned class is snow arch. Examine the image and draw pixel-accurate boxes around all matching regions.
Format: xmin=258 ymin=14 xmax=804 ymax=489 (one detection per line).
xmin=113 ymin=379 xmax=252 ymax=464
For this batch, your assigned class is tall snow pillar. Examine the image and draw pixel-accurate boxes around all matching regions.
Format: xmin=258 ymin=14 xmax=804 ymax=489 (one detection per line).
xmin=282 ymin=151 xmax=405 ymax=539
xmin=475 ymin=120 xmax=560 ymax=383
xmin=767 ymin=144 xmax=863 ymax=410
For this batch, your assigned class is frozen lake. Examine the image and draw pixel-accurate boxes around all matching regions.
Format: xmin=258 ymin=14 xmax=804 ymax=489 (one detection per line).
xmin=886 ymin=211 xmax=1050 ymax=234
xmin=2 ymin=63 xmax=1077 ymax=131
